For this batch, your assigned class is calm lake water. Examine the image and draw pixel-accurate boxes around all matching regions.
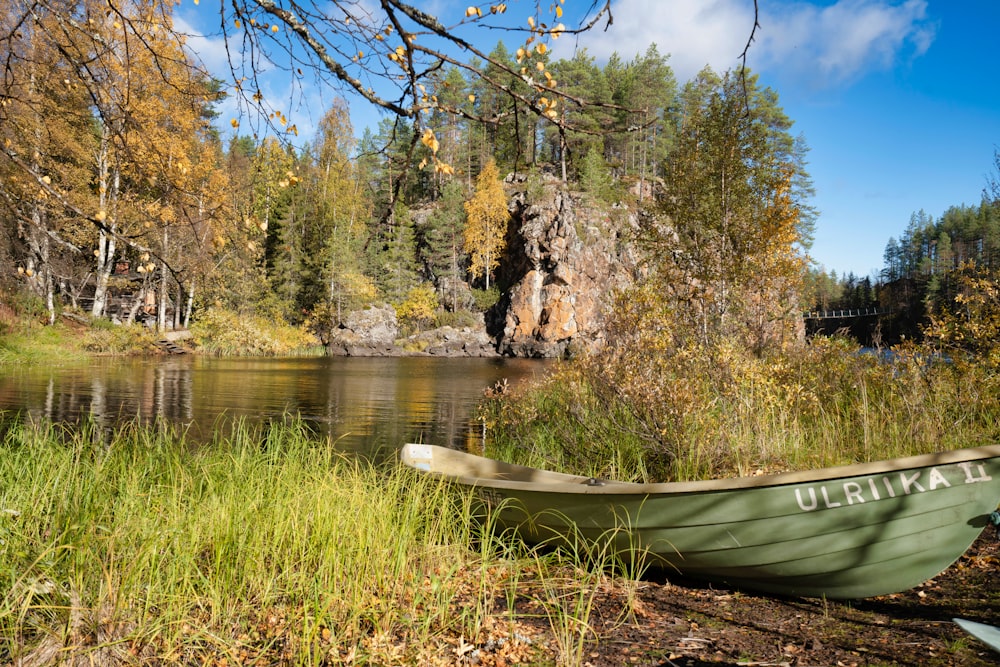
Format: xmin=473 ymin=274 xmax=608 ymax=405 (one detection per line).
xmin=0 ymin=356 xmax=551 ymax=454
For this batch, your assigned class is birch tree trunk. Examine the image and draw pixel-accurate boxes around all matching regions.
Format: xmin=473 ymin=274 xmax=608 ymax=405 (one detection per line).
xmin=157 ymin=228 xmax=168 ymax=330
xmin=92 ymin=127 xmax=118 ymax=318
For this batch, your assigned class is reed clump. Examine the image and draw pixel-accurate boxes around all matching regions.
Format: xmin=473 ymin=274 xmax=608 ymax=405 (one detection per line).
xmin=482 ymin=335 xmax=1000 ymax=483
xmin=1 ymin=418 xmax=596 ymax=665
xmin=190 ymin=307 xmax=322 ymax=356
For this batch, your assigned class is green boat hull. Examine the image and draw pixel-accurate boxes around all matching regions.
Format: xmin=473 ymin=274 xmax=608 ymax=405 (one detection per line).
xmin=401 ymin=444 xmax=1000 ymax=599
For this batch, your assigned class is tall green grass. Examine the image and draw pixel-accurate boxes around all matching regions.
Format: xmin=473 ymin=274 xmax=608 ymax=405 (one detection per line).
xmin=3 ymin=419 xmax=611 ymax=665
xmin=0 ymin=322 xmax=90 ymax=364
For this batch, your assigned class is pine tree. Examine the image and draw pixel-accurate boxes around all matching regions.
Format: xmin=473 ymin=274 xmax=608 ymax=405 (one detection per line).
xmin=376 ymin=201 xmax=421 ymax=304
xmin=546 ymin=49 xmax=610 ymax=182
xmin=579 ymin=147 xmax=615 ymax=203
xmin=420 ymin=180 xmax=468 ymax=311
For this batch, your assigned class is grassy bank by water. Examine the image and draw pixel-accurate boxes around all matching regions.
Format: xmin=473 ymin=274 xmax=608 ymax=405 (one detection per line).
xmin=4 ymin=341 xmax=1000 ymax=665
xmin=1 ymin=419 xmax=631 ymax=666
xmin=0 ymin=306 xmax=323 ymax=362
xmin=481 ymin=337 xmax=1000 ymax=483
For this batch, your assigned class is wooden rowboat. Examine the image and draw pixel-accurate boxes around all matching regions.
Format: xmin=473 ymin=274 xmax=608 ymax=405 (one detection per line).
xmin=400 ymin=443 xmax=1000 ymax=599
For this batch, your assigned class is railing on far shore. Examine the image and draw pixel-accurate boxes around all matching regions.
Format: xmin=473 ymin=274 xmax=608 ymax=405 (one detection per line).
xmin=803 ymin=307 xmax=889 ymax=320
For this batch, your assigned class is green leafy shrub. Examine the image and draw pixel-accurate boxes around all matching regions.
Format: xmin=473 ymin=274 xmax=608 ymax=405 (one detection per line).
xmin=579 ymin=147 xmax=618 ymax=203
xmin=434 ymin=309 xmax=482 ymax=330
xmin=471 ymin=287 xmax=500 ymax=312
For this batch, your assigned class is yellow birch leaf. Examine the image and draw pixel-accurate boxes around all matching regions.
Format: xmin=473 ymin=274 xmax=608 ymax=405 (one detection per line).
xmin=420 ymin=128 xmax=439 ymax=154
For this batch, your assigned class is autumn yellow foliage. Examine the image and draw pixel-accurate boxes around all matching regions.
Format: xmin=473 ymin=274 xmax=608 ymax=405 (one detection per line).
xmin=463 ymin=159 xmax=509 ymax=290
xmin=396 ymin=283 xmax=440 ymax=332
xmin=924 ymin=263 xmax=1000 ymax=368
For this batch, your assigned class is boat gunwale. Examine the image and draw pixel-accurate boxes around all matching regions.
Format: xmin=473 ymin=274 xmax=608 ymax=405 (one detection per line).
xmin=400 ymin=443 xmax=1000 ymax=495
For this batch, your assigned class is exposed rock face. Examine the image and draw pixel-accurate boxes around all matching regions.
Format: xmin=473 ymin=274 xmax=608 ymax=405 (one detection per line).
xmin=328 ymin=305 xmax=400 ymax=356
xmin=491 ymin=183 xmax=640 ymax=357
xmin=328 ymin=304 xmax=499 ymax=357
xmin=406 ymin=322 xmax=498 ymax=357
xmin=329 ymin=180 xmax=640 ymax=358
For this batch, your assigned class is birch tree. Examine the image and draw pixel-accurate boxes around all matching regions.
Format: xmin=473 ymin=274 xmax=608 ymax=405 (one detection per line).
xmin=648 ymin=68 xmax=810 ymax=350
xmin=463 ymin=159 xmax=508 ymax=291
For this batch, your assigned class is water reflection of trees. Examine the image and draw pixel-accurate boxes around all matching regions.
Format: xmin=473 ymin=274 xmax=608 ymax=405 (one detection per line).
xmin=1 ymin=359 xmax=195 ymax=429
xmin=0 ymin=358 xmax=546 ymax=451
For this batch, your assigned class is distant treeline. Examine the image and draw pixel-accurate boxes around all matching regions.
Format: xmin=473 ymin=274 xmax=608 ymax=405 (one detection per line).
xmin=806 ymin=198 xmax=1000 ymax=344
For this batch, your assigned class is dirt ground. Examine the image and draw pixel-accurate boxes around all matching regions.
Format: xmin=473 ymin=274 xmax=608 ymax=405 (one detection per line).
xmin=527 ymin=531 xmax=1000 ymax=667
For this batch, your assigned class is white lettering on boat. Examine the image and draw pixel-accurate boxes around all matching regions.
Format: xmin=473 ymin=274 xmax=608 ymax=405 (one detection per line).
xmin=794 ymin=487 xmax=818 ymax=511
xmin=958 ymin=461 xmax=992 ymax=483
xmin=794 ymin=463 xmax=993 ymax=512
xmin=820 ymin=486 xmax=841 ymax=508
xmin=927 ymin=467 xmax=950 ymax=490
xmin=843 ymin=482 xmax=865 ymax=505
xmin=898 ymin=471 xmax=924 ymax=494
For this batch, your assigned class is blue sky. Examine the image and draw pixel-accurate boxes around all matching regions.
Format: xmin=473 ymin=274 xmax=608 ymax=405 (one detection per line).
xmin=557 ymin=0 xmax=1000 ymax=279
xmin=178 ymin=0 xmax=1000 ymax=279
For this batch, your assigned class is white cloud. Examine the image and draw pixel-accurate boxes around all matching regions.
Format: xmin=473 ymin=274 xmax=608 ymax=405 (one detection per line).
xmin=172 ymin=0 xmax=936 ymax=140
xmin=173 ymin=14 xmax=232 ymax=76
xmin=757 ymin=0 xmax=935 ymax=85
xmin=556 ymin=0 xmax=755 ymax=81
xmin=564 ymin=0 xmax=936 ymax=85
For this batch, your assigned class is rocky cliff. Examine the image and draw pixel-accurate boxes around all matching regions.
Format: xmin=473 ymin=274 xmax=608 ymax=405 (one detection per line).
xmin=328 ymin=178 xmax=640 ymax=358
xmin=490 ymin=178 xmax=641 ymax=357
